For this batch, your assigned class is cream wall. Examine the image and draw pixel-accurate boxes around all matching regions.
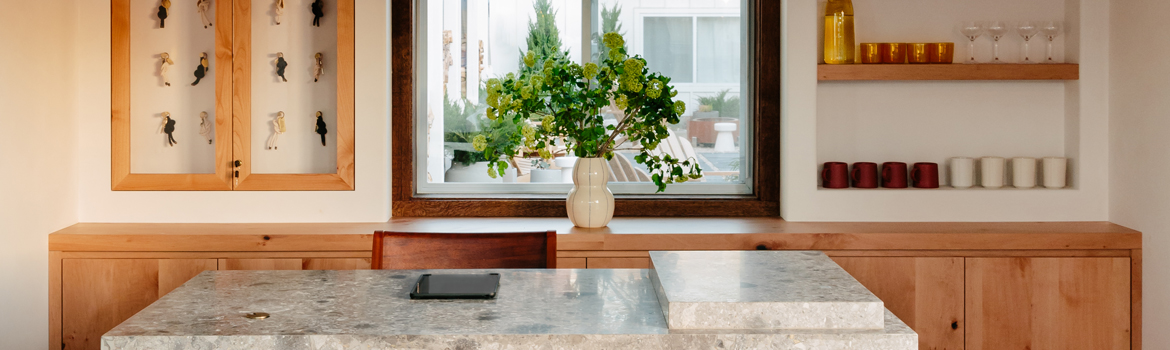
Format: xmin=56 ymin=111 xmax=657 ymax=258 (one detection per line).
xmin=1109 ymin=0 xmax=1168 ymax=345
xmin=74 ymin=0 xmax=391 ymax=223
xmin=0 ymin=1 xmax=79 ymax=349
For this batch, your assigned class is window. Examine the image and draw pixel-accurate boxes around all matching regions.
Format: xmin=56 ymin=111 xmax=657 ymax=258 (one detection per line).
xmin=392 ymin=1 xmax=779 ymax=216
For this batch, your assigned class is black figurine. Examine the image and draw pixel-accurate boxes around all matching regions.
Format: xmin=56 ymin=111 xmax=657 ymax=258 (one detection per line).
xmin=191 ymin=53 xmax=209 ymax=86
xmin=160 ymin=112 xmax=177 ymax=146
xmin=311 ymin=0 xmax=324 ymax=27
xmin=275 ymin=52 xmax=288 ymax=82
xmin=158 ymin=0 xmax=171 ymax=28
xmin=314 ymin=111 xmax=328 ymax=146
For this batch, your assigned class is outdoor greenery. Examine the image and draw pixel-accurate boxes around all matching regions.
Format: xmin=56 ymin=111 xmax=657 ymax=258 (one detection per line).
xmin=474 ymin=33 xmax=701 ymax=192
xmin=519 ymin=0 xmax=564 ymax=74
xmin=697 ymin=89 xmax=741 ymax=119
xmin=592 ymin=3 xmax=625 ymax=64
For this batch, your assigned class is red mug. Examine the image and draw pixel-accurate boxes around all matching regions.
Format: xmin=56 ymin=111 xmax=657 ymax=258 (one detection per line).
xmin=911 ymin=162 xmax=940 ymax=188
xmin=822 ymin=162 xmax=849 ymax=189
xmin=881 ymin=162 xmax=908 ymax=188
xmin=851 ymin=162 xmax=879 ymax=188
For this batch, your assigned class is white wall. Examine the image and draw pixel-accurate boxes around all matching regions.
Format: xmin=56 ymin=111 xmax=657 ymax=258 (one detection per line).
xmin=75 ymin=0 xmax=391 ymax=223
xmin=782 ymin=0 xmax=1112 ymax=221
xmin=0 ymin=1 xmax=79 ymax=349
xmin=1109 ymin=0 xmax=1167 ymax=345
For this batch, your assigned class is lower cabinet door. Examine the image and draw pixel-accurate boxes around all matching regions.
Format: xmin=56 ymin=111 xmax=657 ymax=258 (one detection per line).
xmin=831 ymin=257 xmax=965 ymax=350
xmin=965 ymin=257 xmax=1131 ymax=350
xmin=61 ymin=259 xmax=215 ymax=350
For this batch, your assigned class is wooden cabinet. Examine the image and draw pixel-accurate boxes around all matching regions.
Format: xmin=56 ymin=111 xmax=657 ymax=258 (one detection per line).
xmin=831 ymin=257 xmax=965 ymax=350
xmin=62 ymin=259 xmax=215 ymax=350
xmin=110 ymin=0 xmax=355 ymax=191
xmin=966 ymin=258 xmax=1131 ymax=350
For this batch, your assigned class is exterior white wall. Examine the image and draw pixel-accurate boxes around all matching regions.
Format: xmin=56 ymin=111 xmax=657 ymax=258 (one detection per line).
xmin=1109 ymin=0 xmax=1167 ymax=345
xmin=73 ymin=0 xmax=390 ymax=223
xmin=0 ymin=1 xmax=79 ymax=349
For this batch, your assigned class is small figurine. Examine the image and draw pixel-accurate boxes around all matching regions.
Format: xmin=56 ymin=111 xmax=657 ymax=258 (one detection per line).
xmin=274 ymin=52 xmax=288 ymax=82
xmin=312 ymin=53 xmax=324 ymax=82
xmin=159 ymin=112 xmax=177 ymax=146
xmin=314 ymin=111 xmax=328 ymax=146
xmin=274 ymin=0 xmax=285 ymax=25
xmin=311 ymin=0 xmax=324 ymax=27
xmin=159 ymin=52 xmax=174 ymax=87
xmin=196 ymin=0 xmax=213 ymax=28
xmin=267 ymin=111 xmax=286 ymax=150
xmin=191 ymin=52 xmax=209 ymax=86
xmin=199 ymin=111 xmax=213 ymax=144
xmin=157 ymin=0 xmax=171 ymax=28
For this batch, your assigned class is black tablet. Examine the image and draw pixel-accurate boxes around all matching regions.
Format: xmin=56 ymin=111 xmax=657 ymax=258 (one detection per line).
xmin=410 ymin=273 xmax=501 ymax=299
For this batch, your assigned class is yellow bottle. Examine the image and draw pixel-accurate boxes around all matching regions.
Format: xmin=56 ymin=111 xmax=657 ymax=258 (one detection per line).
xmin=824 ymin=0 xmax=855 ymax=64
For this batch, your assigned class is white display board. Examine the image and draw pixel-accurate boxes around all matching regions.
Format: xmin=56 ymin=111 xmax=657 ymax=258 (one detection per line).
xmin=130 ymin=0 xmax=217 ymax=174
xmin=250 ymin=0 xmax=338 ymax=174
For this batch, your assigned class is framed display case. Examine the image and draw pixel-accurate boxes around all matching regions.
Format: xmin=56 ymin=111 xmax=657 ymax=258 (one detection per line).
xmin=110 ymin=0 xmax=354 ymax=191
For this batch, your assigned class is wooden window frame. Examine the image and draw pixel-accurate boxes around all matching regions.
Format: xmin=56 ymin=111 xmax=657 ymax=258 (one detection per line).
xmin=391 ymin=0 xmax=779 ymax=217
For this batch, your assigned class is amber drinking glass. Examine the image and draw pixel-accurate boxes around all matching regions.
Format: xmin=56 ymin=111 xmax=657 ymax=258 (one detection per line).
xmin=859 ymin=43 xmax=882 ymax=64
xmin=930 ymin=43 xmax=955 ymax=63
xmin=908 ymin=43 xmax=931 ymax=64
xmin=880 ymin=43 xmax=907 ymax=64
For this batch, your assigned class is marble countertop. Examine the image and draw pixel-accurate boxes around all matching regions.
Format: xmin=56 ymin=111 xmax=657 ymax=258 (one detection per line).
xmin=103 ymin=253 xmax=917 ymax=350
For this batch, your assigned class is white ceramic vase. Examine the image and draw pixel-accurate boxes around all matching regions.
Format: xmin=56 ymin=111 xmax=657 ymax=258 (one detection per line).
xmin=566 ymin=157 xmax=615 ymax=228
xmin=444 ymin=162 xmax=502 ymax=183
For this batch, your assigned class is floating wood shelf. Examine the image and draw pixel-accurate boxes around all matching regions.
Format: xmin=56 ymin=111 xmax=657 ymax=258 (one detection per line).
xmin=818 ymin=64 xmax=1079 ymax=81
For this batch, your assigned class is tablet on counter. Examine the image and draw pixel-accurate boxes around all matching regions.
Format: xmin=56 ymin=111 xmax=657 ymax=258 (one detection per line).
xmin=409 ymin=273 xmax=501 ymax=299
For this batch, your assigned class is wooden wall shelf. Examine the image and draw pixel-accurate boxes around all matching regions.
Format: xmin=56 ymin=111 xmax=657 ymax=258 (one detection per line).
xmin=818 ymin=64 xmax=1079 ymax=81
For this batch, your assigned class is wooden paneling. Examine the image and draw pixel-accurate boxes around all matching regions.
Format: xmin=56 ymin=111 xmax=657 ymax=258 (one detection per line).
xmin=158 ymin=259 xmax=217 ymax=296
xmin=833 ymin=257 xmax=964 ymax=350
xmin=218 ymin=259 xmax=303 ymax=270
xmin=587 ymin=258 xmax=651 ymax=269
xmin=303 ymin=258 xmax=371 ymax=270
xmin=62 ymin=259 xmax=159 ymax=350
xmin=966 ymin=257 xmax=1131 ymax=350
xmin=47 ymin=220 xmax=1141 ymax=252
xmin=818 ymin=64 xmax=1080 ymax=81
xmin=1132 ymin=249 xmax=1142 ymax=350
xmin=48 ymin=252 xmax=62 ymax=350
xmin=557 ymin=258 xmax=587 ymax=269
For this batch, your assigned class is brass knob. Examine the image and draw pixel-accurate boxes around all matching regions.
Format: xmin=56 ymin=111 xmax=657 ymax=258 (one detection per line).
xmin=244 ymin=312 xmax=270 ymax=320
xmin=234 ymin=160 xmax=242 ymax=167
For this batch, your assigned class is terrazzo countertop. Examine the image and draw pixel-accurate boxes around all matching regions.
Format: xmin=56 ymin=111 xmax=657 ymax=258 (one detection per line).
xmin=102 ymin=253 xmax=916 ymax=350
xmin=649 ymin=251 xmax=885 ymax=330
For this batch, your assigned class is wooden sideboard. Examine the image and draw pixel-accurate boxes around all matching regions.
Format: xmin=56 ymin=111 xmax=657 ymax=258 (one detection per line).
xmin=48 ymin=218 xmax=1142 ymax=350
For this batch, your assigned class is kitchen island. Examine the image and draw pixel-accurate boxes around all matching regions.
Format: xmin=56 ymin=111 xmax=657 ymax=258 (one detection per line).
xmin=102 ymin=251 xmax=916 ymax=350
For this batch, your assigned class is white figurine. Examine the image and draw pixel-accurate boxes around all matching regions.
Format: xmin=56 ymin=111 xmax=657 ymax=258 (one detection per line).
xmin=199 ymin=111 xmax=213 ymax=144
xmin=196 ymin=0 xmax=213 ymax=28
xmin=274 ymin=0 xmax=285 ymax=25
xmin=159 ymin=52 xmax=174 ymax=87
xmin=267 ymin=111 xmax=286 ymax=150
xmin=312 ymin=53 xmax=324 ymax=82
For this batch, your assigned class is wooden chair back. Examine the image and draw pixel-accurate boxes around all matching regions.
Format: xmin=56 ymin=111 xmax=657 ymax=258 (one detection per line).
xmin=372 ymin=231 xmax=557 ymax=269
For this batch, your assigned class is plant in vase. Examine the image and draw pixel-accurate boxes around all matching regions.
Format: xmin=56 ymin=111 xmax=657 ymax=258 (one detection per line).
xmin=476 ymin=32 xmax=700 ymax=227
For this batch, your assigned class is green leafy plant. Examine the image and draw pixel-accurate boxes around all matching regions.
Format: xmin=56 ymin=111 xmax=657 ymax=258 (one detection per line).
xmin=696 ymin=89 xmax=740 ymax=119
xmin=592 ymin=3 xmax=624 ymax=64
xmin=443 ymin=94 xmax=522 ymax=167
xmin=475 ymin=32 xmax=701 ymax=192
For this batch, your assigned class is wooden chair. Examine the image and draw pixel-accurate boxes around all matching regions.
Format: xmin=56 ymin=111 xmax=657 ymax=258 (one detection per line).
xmin=371 ymin=231 xmax=557 ymax=269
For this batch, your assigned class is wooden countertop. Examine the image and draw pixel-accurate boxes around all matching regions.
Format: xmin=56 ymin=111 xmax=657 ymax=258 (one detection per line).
xmin=47 ymin=218 xmax=1141 ymax=252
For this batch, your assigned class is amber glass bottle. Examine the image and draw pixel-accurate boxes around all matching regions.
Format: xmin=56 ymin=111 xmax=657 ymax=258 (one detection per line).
xmin=824 ymin=0 xmax=855 ymax=64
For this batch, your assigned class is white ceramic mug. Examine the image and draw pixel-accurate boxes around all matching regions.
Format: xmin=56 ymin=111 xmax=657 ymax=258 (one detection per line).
xmin=1012 ymin=157 xmax=1037 ymax=188
xmin=950 ymin=157 xmax=975 ymax=189
xmin=1043 ymin=157 xmax=1068 ymax=188
xmin=981 ymin=157 xmax=1005 ymax=188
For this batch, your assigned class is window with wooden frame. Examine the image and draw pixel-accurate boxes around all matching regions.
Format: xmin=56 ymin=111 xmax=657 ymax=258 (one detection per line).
xmin=110 ymin=0 xmax=356 ymax=191
xmin=392 ymin=0 xmax=779 ymax=216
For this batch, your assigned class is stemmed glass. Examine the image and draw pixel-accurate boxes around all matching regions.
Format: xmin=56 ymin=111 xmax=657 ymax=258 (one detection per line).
xmin=1040 ymin=21 xmax=1064 ymax=63
xmin=1016 ymin=21 xmax=1040 ymax=64
xmin=959 ymin=21 xmax=986 ymax=64
xmin=985 ymin=21 xmax=1010 ymax=63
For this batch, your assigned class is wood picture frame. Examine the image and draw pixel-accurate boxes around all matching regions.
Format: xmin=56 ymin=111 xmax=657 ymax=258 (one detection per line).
xmin=390 ymin=0 xmax=781 ymax=216
xmin=111 ymin=0 xmax=234 ymax=190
